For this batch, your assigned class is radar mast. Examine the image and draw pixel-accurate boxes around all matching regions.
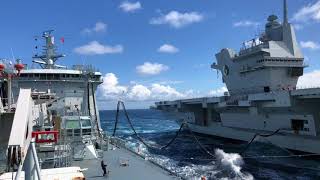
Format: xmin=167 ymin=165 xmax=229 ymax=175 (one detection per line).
xmin=33 ymin=30 xmax=66 ymax=69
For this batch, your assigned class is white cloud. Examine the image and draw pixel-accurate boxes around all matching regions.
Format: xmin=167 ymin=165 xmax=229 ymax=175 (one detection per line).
xmin=98 ymin=74 xmax=231 ymax=105
xmin=150 ymin=83 xmax=184 ymax=99
xmin=74 ymin=41 xmax=123 ymax=55
xmin=233 ymin=20 xmax=260 ymax=27
xmin=292 ymin=1 xmax=320 ymax=23
xmin=150 ymin=11 xmax=203 ymax=28
xmin=119 ymin=1 xmax=142 ymax=13
xmin=136 ymin=62 xmax=169 ymax=75
xmin=297 ymin=70 xmax=320 ymax=88
xmin=82 ymin=22 xmax=107 ymax=34
xmin=300 ymin=41 xmax=320 ymax=50
xmin=208 ymin=86 xmax=228 ymax=96
xmin=128 ymin=84 xmax=151 ymax=100
xmin=99 ymin=73 xmax=128 ymax=100
xmin=158 ymin=44 xmax=179 ymax=53
xmin=98 ymin=73 xmax=189 ymax=102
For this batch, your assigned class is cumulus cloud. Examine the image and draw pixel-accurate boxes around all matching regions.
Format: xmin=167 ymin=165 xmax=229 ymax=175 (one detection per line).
xmin=233 ymin=20 xmax=260 ymax=27
xmin=74 ymin=41 xmax=123 ymax=55
xmin=158 ymin=44 xmax=179 ymax=53
xmin=150 ymin=83 xmax=184 ymax=99
xmin=99 ymin=73 xmax=128 ymax=100
xmin=119 ymin=1 xmax=142 ymax=12
xmin=136 ymin=62 xmax=169 ymax=75
xmin=82 ymin=22 xmax=107 ymax=34
xmin=150 ymin=11 xmax=203 ymax=28
xmin=292 ymin=1 xmax=320 ymax=23
xmin=208 ymin=86 xmax=228 ymax=96
xmin=98 ymin=73 xmax=189 ymax=102
xmin=300 ymin=41 xmax=320 ymax=50
xmin=128 ymin=84 xmax=151 ymax=100
xmin=297 ymin=70 xmax=320 ymax=88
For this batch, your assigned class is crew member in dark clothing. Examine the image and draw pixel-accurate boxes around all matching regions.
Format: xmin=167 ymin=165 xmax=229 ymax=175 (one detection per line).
xmin=101 ymin=160 xmax=107 ymax=176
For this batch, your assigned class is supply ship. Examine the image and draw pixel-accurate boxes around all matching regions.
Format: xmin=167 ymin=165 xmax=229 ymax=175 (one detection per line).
xmin=0 ymin=31 xmax=178 ymax=179
xmin=155 ymin=0 xmax=320 ymax=154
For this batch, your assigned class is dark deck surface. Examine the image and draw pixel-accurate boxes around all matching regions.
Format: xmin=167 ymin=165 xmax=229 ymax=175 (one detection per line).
xmin=72 ymin=146 xmax=178 ymax=180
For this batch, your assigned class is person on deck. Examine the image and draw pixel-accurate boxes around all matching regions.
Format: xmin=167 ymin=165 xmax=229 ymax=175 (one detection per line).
xmin=101 ymin=160 xmax=107 ymax=176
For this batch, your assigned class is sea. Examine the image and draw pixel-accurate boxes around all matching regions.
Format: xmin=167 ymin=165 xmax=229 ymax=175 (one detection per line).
xmin=100 ymin=109 xmax=320 ymax=180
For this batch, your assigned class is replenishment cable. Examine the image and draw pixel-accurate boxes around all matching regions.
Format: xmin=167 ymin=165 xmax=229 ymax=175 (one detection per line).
xmin=183 ymin=123 xmax=216 ymax=158
xmin=111 ymin=101 xmax=320 ymax=162
xmin=112 ymin=101 xmax=121 ymax=136
xmin=113 ymin=101 xmax=185 ymax=150
xmin=240 ymin=128 xmax=284 ymax=155
xmin=113 ymin=101 xmax=216 ymax=158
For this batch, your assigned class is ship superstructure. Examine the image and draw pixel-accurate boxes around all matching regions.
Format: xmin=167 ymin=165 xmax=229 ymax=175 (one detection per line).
xmin=0 ymin=31 xmax=178 ymax=179
xmin=213 ymin=1 xmax=304 ymax=95
xmin=155 ymin=0 xmax=320 ymax=154
xmin=12 ymin=31 xmax=102 ymax=133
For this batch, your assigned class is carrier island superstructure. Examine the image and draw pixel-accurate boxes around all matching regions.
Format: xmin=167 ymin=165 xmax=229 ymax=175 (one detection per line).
xmin=155 ymin=0 xmax=320 ymax=154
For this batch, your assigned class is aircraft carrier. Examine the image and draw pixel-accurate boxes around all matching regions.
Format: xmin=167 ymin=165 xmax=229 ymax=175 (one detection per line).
xmin=155 ymin=0 xmax=320 ymax=154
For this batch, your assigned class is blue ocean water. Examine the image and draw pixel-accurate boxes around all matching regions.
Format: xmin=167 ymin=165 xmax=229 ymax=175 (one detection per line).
xmin=100 ymin=109 xmax=320 ymax=180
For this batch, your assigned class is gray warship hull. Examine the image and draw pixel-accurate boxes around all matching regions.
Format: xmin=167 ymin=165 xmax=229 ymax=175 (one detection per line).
xmin=156 ymin=88 xmax=320 ymax=154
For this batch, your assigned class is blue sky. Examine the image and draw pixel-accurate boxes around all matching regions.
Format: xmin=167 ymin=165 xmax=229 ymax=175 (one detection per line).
xmin=0 ymin=0 xmax=320 ymax=109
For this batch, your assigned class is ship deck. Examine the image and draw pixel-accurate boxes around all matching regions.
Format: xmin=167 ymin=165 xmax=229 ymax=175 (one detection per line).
xmin=72 ymin=145 xmax=177 ymax=180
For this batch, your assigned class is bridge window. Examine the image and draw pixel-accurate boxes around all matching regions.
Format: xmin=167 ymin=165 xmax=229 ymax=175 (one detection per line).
xmin=291 ymin=119 xmax=304 ymax=133
xmin=40 ymin=74 xmax=46 ymax=80
xmin=54 ymin=74 xmax=60 ymax=79
xmin=47 ymin=74 xmax=53 ymax=80
xmin=264 ymin=86 xmax=270 ymax=93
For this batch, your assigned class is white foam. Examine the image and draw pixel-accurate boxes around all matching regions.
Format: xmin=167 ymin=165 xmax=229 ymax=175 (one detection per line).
xmin=123 ymin=138 xmax=253 ymax=179
xmin=215 ymin=148 xmax=253 ymax=180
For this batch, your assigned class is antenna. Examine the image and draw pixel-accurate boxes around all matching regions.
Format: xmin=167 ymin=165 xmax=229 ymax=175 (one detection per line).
xmin=283 ymin=0 xmax=288 ymax=25
xmin=10 ymin=48 xmax=16 ymax=62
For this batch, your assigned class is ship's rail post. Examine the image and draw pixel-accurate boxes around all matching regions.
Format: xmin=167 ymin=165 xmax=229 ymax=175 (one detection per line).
xmin=23 ymin=138 xmax=42 ymax=180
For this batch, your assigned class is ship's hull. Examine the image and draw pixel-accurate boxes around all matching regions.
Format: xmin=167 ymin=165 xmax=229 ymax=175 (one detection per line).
xmin=156 ymin=88 xmax=320 ymax=154
xmin=184 ymin=121 xmax=320 ymax=154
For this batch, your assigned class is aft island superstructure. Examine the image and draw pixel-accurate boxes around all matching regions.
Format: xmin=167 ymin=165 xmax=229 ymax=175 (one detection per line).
xmin=155 ymin=0 xmax=320 ymax=154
